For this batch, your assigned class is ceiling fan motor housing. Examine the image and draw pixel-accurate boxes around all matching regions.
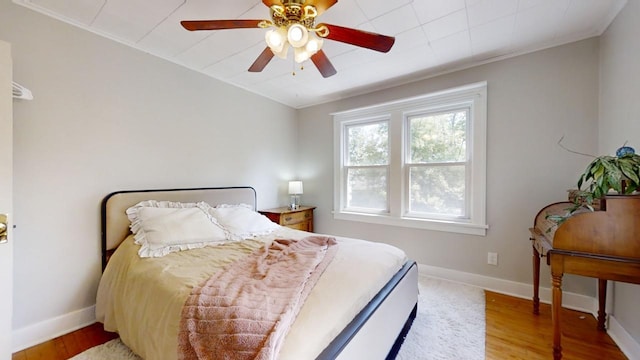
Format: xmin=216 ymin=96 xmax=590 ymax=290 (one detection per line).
xmin=271 ymin=1 xmax=317 ymax=29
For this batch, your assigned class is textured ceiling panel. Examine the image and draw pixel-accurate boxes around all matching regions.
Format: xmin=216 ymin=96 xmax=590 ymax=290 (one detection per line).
xmin=12 ymin=0 xmax=628 ymax=108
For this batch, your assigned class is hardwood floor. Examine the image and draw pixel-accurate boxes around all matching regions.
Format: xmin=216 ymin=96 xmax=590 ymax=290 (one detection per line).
xmin=13 ymin=291 xmax=627 ymax=359
xmin=11 ymin=323 xmax=117 ymax=360
xmin=485 ymin=291 xmax=627 ymax=359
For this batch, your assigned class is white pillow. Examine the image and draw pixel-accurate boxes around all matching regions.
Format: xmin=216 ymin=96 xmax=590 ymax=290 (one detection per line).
xmin=126 ymin=200 xmax=229 ymax=258
xmin=208 ymin=204 xmax=280 ymax=240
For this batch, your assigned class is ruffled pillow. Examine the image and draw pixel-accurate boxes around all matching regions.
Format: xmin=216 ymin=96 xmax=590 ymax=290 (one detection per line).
xmin=126 ymin=200 xmax=229 ymax=258
xmin=207 ymin=204 xmax=280 ymax=240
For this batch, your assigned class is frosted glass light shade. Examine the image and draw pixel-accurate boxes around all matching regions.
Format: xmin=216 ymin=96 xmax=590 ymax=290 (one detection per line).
xmin=287 ymin=24 xmax=308 ymax=48
xmin=265 ymin=25 xmax=322 ymax=63
xmin=305 ymin=35 xmax=323 ymax=53
xmin=266 ymin=28 xmax=289 ymax=59
xmin=265 ymin=29 xmax=285 ymax=50
xmin=294 ymin=47 xmax=311 ymax=63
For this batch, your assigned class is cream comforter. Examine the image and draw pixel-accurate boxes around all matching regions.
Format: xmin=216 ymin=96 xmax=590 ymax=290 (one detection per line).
xmin=96 ymin=227 xmax=407 ymax=360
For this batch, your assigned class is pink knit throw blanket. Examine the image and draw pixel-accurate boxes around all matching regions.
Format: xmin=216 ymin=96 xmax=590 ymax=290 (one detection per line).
xmin=178 ymin=236 xmax=338 ymax=360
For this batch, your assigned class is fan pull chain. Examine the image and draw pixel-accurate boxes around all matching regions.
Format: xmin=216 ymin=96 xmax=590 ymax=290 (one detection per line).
xmin=291 ymin=59 xmax=305 ymax=76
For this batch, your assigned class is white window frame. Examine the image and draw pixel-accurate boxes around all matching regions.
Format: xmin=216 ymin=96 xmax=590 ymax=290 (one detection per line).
xmin=333 ymin=82 xmax=488 ymax=236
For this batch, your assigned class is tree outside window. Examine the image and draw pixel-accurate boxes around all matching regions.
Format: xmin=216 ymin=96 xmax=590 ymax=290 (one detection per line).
xmin=345 ymin=120 xmax=389 ymax=212
xmin=407 ymin=109 xmax=469 ymax=219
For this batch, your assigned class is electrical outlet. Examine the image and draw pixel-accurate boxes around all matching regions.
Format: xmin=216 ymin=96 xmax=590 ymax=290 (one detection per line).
xmin=487 ymin=252 xmax=498 ymax=266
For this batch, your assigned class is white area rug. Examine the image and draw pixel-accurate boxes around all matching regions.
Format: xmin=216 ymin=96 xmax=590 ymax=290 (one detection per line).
xmin=397 ymin=275 xmax=486 ymax=360
xmin=70 ymin=338 xmax=140 ymax=360
xmin=71 ymin=275 xmax=485 ymax=360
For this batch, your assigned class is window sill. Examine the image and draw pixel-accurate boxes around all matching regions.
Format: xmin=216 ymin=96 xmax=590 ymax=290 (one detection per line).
xmin=333 ymin=211 xmax=488 ymax=236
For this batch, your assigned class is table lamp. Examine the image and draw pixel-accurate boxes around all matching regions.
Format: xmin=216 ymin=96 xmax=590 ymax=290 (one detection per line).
xmin=288 ymin=181 xmax=303 ymax=209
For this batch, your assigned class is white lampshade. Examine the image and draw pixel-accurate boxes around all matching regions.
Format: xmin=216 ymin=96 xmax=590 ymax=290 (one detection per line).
xmin=288 ymin=181 xmax=304 ymax=195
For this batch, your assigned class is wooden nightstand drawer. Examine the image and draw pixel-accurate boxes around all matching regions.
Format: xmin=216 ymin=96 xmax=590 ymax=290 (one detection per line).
xmin=259 ymin=206 xmax=316 ymax=232
xmin=284 ymin=221 xmax=310 ymax=231
xmin=281 ymin=210 xmax=311 ymax=225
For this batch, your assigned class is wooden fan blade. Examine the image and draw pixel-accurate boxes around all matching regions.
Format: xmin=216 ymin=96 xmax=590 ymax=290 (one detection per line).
xmin=248 ymin=47 xmax=275 ymax=72
xmin=310 ymin=50 xmax=337 ymax=78
xmin=318 ymin=23 xmax=395 ymax=53
xmin=181 ymin=19 xmax=263 ymax=31
xmin=306 ymin=0 xmax=338 ymax=16
xmin=262 ymin=0 xmax=283 ymax=8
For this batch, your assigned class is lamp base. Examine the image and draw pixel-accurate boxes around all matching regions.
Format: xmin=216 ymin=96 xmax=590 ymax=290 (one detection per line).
xmin=289 ymin=195 xmax=300 ymax=210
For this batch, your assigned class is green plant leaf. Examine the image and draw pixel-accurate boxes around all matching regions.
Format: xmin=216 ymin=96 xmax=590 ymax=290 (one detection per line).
xmin=602 ymin=157 xmax=620 ymax=173
xmin=593 ymin=165 xmax=605 ymax=180
xmin=575 ymin=151 xmax=639 ymax=200
xmin=620 ymin=161 xmax=639 ymax=185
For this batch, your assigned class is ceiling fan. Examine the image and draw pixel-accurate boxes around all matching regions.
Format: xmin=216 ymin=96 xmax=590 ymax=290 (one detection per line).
xmin=180 ymin=0 xmax=396 ymax=78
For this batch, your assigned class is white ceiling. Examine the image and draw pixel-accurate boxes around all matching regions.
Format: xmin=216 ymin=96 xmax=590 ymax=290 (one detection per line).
xmin=13 ymin=0 xmax=627 ymax=109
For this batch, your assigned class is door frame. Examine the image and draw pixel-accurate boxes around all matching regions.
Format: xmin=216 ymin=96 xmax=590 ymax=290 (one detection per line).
xmin=0 ymin=39 xmax=14 ymax=359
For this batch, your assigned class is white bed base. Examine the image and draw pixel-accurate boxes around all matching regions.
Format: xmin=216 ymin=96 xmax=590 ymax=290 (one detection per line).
xmin=326 ymin=262 xmax=418 ymax=360
xmin=101 ymin=186 xmax=418 ymax=359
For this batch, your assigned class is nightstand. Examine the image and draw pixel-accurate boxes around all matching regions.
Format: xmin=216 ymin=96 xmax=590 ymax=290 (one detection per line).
xmin=259 ymin=206 xmax=316 ymax=232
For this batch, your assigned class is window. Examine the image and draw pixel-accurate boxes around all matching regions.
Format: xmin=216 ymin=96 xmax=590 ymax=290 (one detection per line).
xmin=333 ymin=82 xmax=487 ymax=236
xmin=345 ymin=120 xmax=389 ymax=212
xmin=406 ymin=108 xmax=469 ymax=219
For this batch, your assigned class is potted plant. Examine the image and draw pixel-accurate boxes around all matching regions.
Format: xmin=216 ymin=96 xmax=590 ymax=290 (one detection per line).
xmin=576 ymin=145 xmax=640 ymax=200
xmin=547 ymin=145 xmax=640 ymax=224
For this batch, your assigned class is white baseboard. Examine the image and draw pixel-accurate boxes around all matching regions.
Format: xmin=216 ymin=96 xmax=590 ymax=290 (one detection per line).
xmin=418 ymin=263 xmax=640 ymax=360
xmin=418 ymin=263 xmax=596 ymax=312
xmin=609 ymin=315 xmax=640 ymax=360
xmin=12 ymin=305 xmax=96 ymax=353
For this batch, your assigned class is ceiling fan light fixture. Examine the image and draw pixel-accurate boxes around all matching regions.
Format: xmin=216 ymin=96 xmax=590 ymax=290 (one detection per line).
xmin=305 ymin=33 xmax=323 ymax=53
xmin=181 ymin=0 xmax=395 ymax=78
xmin=265 ymin=28 xmax=287 ymax=52
xmin=271 ymin=5 xmax=285 ymax=17
xmin=287 ymin=23 xmax=308 ymax=48
xmin=294 ymin=47 xmax=311 ymax=63
xmin=303 ymin=5 xmax=318 ymax=19
xmin=273 ymin=44 xmax=289 ymax=59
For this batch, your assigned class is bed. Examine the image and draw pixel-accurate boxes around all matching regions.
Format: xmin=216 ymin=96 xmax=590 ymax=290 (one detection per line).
xmin=96 ymin=186 xmax=418 ymax=360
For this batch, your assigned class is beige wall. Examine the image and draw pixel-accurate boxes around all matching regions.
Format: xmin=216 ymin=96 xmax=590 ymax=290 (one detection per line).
xmin=599 ymin=0 xmax=640 ymax=345
xmin=0 ymin=1 xmax=298 ymax=341
xmin=298 ymin=38 xmax=600 ymax=292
